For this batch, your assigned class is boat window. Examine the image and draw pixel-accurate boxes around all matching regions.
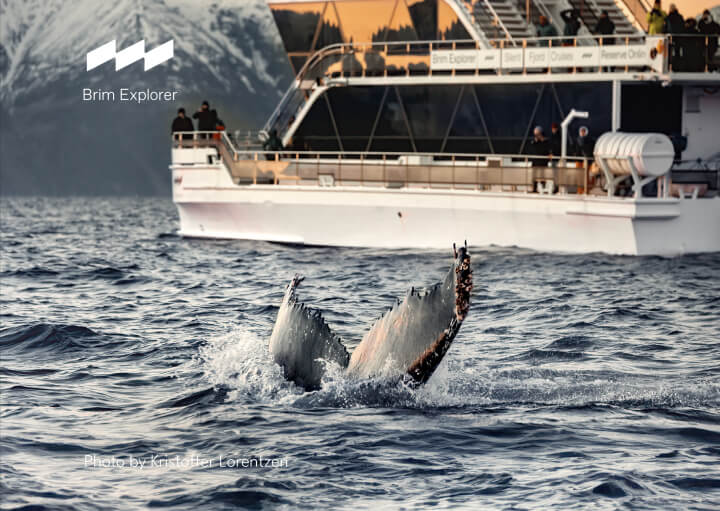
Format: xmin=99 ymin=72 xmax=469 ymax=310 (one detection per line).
xmin=437 ymin=0 xmax=470 ymax=40
xmin=289 ymin=83 xmax=613 ymax=156
xmin=271 ymin=0 xmax=473 ymax=74
xmin=621 ymin=84 xmax=682 ymax=136
xmin=315 ymin=2 xmax=343 ymax=51
xmin=407 ymin=0 xmax=437 ymax=41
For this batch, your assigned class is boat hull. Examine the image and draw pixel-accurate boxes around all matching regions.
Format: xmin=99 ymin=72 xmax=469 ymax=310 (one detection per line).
xmin=172 ymin=168 xmax=720 ymax=256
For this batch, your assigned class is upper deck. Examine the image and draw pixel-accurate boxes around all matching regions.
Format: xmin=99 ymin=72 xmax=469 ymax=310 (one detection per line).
xmin=262 ymin=31 xmax=719 ymax=155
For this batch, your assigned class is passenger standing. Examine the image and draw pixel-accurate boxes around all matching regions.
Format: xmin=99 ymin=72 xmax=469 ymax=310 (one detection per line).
xmin=684 ymin=18 xmax=704 ymax=72
xmin=595 ymin=10 xmax=616 ymax=45
xmin=662 ymin=5 xmax=685 ymax=71
xmin=550 ymin=123 xmax=561 ymax=158
xmin=529 ymin=126 xmax=550 ymax=167
xmin=560 ymin=9 xmax=581 ymax=46
xmin=663 ymin=4 xmax=685 ymax=34
xmin=193 ymin=101 xmax=219 ymax=137
xmin=171 ymin=108 xmax=194 ymax=140
xmin=646 ymin=0 xmax=666 ymax=35
xmin=262 ymin=129 xmax=283 ymax=160
xmin=699 ymin=9 xmax=720 ymax=70
xmin=536 ymin=16 xmax=559 ymax=47
xmin=574 ymin=126 xmax=595 ymax=159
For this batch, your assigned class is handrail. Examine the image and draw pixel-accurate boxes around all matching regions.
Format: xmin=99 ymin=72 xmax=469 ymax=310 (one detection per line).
xmin=488 ymin=33 xmax=644 ymax=44
xmin=172 ymin=132 xmax=590 ymax=164
xmin=480 ymin=0 xmax=516 ymax=46
xmin=617 ymin=0 xmax=650 ymax=32
xmin=452 ymin=0 xmax=493 ymax=48
xmin=172 ymin=135 xmax=595 ymax=192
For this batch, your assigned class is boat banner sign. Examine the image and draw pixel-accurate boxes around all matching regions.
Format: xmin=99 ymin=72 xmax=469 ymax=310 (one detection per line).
xmin=431 ymin=37 xmax=665 ymax=73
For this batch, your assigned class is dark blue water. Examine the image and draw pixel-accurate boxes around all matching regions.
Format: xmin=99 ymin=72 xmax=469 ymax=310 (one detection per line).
xmin=1 ymin=197 xmax=719 ymax=510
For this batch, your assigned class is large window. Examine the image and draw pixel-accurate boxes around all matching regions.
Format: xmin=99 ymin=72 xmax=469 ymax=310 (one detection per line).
xmin=289 ymin=83 xmax=613 ymax=155
xmin=270 ymin=0 xmax=472 ymax=74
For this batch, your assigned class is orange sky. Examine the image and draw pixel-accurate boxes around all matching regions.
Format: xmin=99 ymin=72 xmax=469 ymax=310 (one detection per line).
xmin=672 ymin=0 xmax=718 ymax=16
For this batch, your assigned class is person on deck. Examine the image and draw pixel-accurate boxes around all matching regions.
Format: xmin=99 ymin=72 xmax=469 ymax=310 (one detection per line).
xmin=536 ymin=16 xmax=559 ymax=47
xmin=574 ymin=126 xmax=595 ymax=159
xmin=595 ymin=10 xmax=616 ymax=45
xmin=683 ymin=17 xmax=705 ymax=72
xmin=529 ymin=126 xmax=550 ymax=167
xmin=549 ymin=123 xmax=561 ymax=160
xmin=699 ymin=9 xmax=720 ymax=70
xmin=661 ymin=4 xmax=685 ymax=71
xmin=663 ymin=4 xmax=685 ymax=34
xmin=560 ymin=9 xmax=581 ymax=46
xmin=171 ymin=108 xmax=194 ymax=140
xmin=193 ymin=101 xmax=219 ymax=137
xmin=262 ymin=129 xmax=283 ymax=160
xmin=646 ymin=0 xmax=667 ymax=35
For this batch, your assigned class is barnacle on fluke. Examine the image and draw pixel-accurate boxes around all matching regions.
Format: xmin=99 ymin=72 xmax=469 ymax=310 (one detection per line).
xmin=269 ymin=244 xmax=473 ymax=390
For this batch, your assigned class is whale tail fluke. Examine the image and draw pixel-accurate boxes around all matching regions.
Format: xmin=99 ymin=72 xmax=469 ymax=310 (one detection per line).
xmin=347 ymin=245 xmax=472 ymax=384
xmin=268 ymin=274 xmax=350 ymax=390
xmin=268 ymin=246 xmax=472 ymax=390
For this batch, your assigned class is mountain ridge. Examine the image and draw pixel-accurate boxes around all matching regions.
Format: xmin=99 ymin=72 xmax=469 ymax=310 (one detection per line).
xmin=0 ymin=0 xmax=293 ymax=195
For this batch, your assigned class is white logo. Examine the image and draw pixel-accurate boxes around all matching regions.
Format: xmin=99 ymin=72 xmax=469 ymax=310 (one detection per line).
xmin=86 ymin=39 xmax=174 ymax=71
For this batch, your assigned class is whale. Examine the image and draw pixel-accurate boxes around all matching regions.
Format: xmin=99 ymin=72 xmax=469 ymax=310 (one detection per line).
xmin=269 ymin=244 xmax=473 ymax=390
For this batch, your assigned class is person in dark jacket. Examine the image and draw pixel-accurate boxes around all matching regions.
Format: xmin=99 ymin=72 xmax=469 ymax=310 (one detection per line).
xmin=262 ymin=129 xmax=283 ymax=160
xmin=171 ymin=108 xmax=194 ymax=140
xmin=193 ymin=101 xmax=219 ymax=135
xmin=529 ymin=126 xmax=550 ymax=166
xmin=595 ymin=10 xmax=616 ymax=45
xmin=699 ymin=9 xmax=720 ymax=70
xmin=684 ymin=18 xmax=705 ymax=72
xmin=560 ymin=9 xmax=581 ymax=45
xmin=536 ymin=16 xmax=559 ymax=47
xmin=663 ymin=4 xmax=685 ymax=70
xmin=663 ymin=4 xmax=685 ymax=34
xmin=549 ymin=122 xmax=561 ymax=158
xmin=574 ymin=126 xmax=595 ymax=158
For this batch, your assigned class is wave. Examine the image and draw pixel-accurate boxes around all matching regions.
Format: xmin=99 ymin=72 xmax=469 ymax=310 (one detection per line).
xmin=2 ymin=267 xmax=60 ymax=278
xmin=197 ymin=328 xmax=720 ymax=411
xmin=0 ymin=323 xmax=103 ymax=354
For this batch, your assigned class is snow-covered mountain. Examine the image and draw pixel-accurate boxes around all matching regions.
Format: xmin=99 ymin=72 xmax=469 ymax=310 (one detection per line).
xmin=0 ymin=0 xmax=293 ymax=195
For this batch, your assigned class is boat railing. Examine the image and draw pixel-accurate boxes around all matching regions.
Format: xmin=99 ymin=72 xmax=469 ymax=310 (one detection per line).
xmin=173 ymin=132 xmax=596 ymax=193
xmin=452 ymin=0 xmax=494 ymax=48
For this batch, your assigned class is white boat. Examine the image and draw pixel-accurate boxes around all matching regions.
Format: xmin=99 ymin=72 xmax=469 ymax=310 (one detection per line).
xmin=171 ymin=0 xmax=720 ymax=256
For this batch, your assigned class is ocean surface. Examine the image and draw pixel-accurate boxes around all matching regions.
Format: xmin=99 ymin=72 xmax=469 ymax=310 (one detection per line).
xmin=1 ymin=197 xmax=719 ymax=510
